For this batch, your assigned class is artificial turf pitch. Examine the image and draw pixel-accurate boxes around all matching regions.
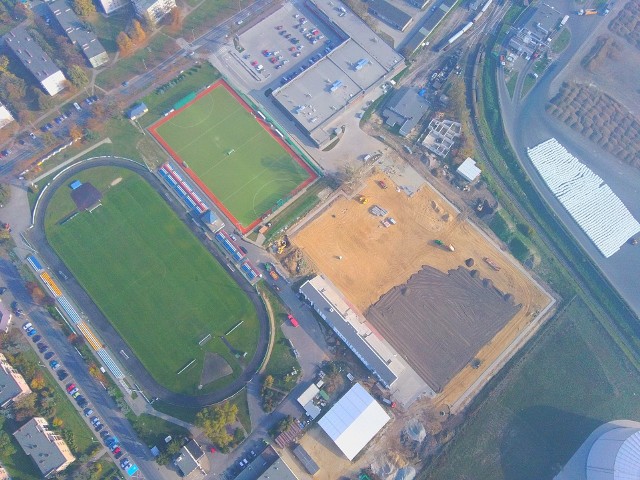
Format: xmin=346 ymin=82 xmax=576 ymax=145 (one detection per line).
xmin=149 ymin=80 xmax=316 ymax=233
xmin=45 ymin=168 xmax=259 ymax=395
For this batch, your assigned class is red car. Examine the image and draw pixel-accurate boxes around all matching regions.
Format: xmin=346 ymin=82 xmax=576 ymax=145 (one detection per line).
xmin=66 ymin=383 xmax=76 ymax=393
xmin=377 ymin=180 xmax=388 ymax=189
xmin=287 ymin=314 xmax=299 ymax=327
xmin=251 ymin=60 xmax=258 ymax=66
xmin=113 ymin=447 xmax=121 ymax=455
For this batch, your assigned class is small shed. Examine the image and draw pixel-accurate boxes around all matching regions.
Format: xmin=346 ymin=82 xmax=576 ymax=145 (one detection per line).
xmin=457 ymin=158 xmax=481 ymax=182
xmin=69 ymin=180 xmax=82 ymax=190
xmin=128 ymin=102 xmax=148 ymax=120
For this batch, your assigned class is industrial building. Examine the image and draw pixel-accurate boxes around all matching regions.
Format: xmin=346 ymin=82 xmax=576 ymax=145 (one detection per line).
xmin=0 ymin=102 xmax=14 ymax=129
xmin=234 ymin=445 xmax=299 ymax=480
xmin=292 ymin=445 xmax=320 ymax=476
xmin=382 ymin=87 xmax=429 ymax=136
xmin=456 ymin=157 xmax=481 ymax=182
xmin=271 ymin=0 xmax=404 ymax=147
xmin=318 ymin=383 xmax=390 ymax=461
xmin=132 ymin=0 xmax=176 ymax=24
xmin=174 ymin=438 xmax=206 ymax=477
xmin=46 ymin=0 xmax=108 ymax=68
xmin=13 ymin=417 xmax=75 ymax=477
xmin=299 ymin=275 xmax=404 ymax=388
xmin=404 ymin=0 xmax=457 ymax=55
xmin=367 ymin=0 xmax=413 ymax=32
xmin=0 ymin=353 xmax=31 ymax=407
xmin=3 ymin=26 xmax=67 ymax=96
xmin=97 ymin=0 xmax=128 ymax=14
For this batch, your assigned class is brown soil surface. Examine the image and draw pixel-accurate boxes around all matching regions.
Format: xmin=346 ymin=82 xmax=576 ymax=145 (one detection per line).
xmin=367 ymin=266 xmax=521 ymax=393
xmin=293 ymin=174 xmax=551 ymax=406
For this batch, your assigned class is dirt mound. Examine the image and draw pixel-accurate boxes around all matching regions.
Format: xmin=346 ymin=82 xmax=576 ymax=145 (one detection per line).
xmin=281 ymin=247 xmax=315 ymax=276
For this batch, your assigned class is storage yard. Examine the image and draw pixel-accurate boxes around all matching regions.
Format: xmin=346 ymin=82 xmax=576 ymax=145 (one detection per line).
xmin=294 ymin=174 xmax=553 ymax=406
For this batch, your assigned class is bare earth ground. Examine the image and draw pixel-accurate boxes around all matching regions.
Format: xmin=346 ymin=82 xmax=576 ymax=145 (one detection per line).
xmin=293 ymin=174 xmax=552 ymax=407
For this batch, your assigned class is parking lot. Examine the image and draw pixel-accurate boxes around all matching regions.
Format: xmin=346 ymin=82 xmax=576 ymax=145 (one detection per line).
xmin=236 ymin=2 xmax=343 ymax=86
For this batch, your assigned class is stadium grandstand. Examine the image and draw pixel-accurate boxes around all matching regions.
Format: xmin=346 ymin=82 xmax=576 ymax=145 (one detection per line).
xmin=159 ymin=163 xmax=208 ymax=214
xmin=215 ymin=230 xmax=246 ymax=263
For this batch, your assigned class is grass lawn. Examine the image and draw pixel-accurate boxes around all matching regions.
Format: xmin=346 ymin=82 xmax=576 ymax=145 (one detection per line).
xmin=88 ymin=6 xmax=134 ymax=54
xmin=150 ymin=83 xmax=314 ymax=229
xmin=552 ymin=28 xmax=571 ymax=54
xmin=44 ymin=167 xmax=259 ymax=395
xmin=137 ymin=63 xmax=220 ymax=127
xmin=95 ymin=34 xmax=180 ymax=90
xmin=129 ymin=413 xmax=190 ymax=448
xmin=506 ymin=71 xmax=518 ymax=99
xmin=423 ymin=297 xmax=640 ymax=480
xmin=521 ymin=74 xmax=536 ymax=99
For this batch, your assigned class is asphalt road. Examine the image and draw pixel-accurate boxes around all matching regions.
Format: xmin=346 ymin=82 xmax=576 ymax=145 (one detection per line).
xmin=29 ymin=156 xmax=270 ymax=408
xmin=498 ymin=3 xmax=640 ymax=316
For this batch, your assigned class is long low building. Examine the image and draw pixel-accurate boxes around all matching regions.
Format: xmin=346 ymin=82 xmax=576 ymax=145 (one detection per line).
xmin=299 ymin=275 xmax=404 ymax=388
xmin=271 ymin=0 xmax=404 ymax=147
xmin=3 ymin=26 xmax=67 ymax=96
xmin=47 ymin=0 xmax=108 ymax=68
xmin=403 ymin=0 xmax=458 ymax=55
xmin=368 ymin=0 xmax=413 ymax=32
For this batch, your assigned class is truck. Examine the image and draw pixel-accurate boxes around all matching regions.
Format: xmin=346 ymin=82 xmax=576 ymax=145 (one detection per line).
xmin=434 ymin=240 xmax=455 ymax=251
xmin=578 ymin=8 xmax=598 ymax=15
xmin=264 ymin=263 xmax=280 ymax=281
xmin=287 ymin=314 xmax=299 ymax=327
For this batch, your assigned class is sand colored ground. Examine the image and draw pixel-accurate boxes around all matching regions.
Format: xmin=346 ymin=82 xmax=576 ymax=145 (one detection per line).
xmin=294 ymin=174 xmax=553 ymax=406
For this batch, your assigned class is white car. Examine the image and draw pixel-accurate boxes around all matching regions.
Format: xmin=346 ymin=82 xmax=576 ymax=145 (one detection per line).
xmin=22 ymin=322 xmax=32 ymax=331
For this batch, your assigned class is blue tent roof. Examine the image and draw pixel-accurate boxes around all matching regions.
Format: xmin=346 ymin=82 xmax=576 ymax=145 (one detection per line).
xmin=202 ymin=210 xmax=218 ymax=224
xmin=70 ymin=180 xmax=82 ymax=190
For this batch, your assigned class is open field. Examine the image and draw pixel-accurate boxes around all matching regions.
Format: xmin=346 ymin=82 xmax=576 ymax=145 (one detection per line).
xmin=149 ymin=80 xmax=316 ymax=232
xmin=44 ymin=167 xmax=259 ymax=395
xmin=293 ymin=174 xmax=552 ymax=405
xmin=422 ymin=297 xmax=640 ymax=480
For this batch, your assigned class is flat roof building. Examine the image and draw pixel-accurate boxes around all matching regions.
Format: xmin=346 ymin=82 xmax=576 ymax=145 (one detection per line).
xmin=47 ymin=0 xmax=109 ymax=68
xmin=13 ymin=417 xmax=75 ymax=477
xmin=292 ymin=445 xmax=320 ymax=476
xmin=0 ymin=353 xmax=31 ymax=407
xmin=234 ymin=445 xmax=299 ymax=480
xmin=368 ymin=0 xmax=413 ymax=31
xmin=128 ymin=102 xmax=148 ymax=120
xmin=457 ymin=157 xmax=481 ymax=182
xmin=97 ymin=0 xmax=129 ymax=14
xmin=3 ymin=26 xmax=67 ymax=96
xmin=382 ymin=87 xmax=429 ymax=136
xmin=299 ymin=276 xmax=404 ymax=388
xmin=0 ymin=103 xmax=14 ymax=129
xmin=318 ymin=383 xmax=390 ymax=461
xmin=272 ymin=0 xmax=404 ymax=147
xmin=404 ymin=0 xmax=457 ymax=55
xmin=132 ymin=0 xmax=176 ymax=24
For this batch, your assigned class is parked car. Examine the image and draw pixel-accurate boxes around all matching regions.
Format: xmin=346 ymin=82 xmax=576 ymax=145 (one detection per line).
xmin=44 ymin=352 xmax=55 ymax=360
xmin=114 ymin=450 xmax=123 ymax=459
xmin=58 ymin=370 xmax=68 ymax=380
xmin=32 ymin=335 xmax=41 ymax=343
xmin=22 ymin=322 xmax=32 ymax=331
xmin=120 ymin=458 xmax=130 ymax=469
xmin=66 ymin=383 xmax=76 ymax=393
xmin=100 ymin=430 xmax=110 ymax=438
xmin=95 ymin=423 xmax=103 ymax=432
xmin=90 ymin=416 xmax=100 ymax=425
xmin=76 ymin=396 xmax=88 ymax=408
xmin=113 ymin=446 xmax=121 ymax=455
xmin=84 ymin=408 xmax=93 ymax=416
xmin=49 ymin=360 xmax=59 ymax=369
xmin=27 ymin=329 xmax=37 ymax=337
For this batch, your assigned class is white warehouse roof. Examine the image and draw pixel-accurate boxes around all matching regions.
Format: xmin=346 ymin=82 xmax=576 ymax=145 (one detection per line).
xmin=318 ymin=383 xmax=390 ymax=461
xmin=457 ymin=157 xmax=481 ymax=182
xmin=527 ymin=138 xmax=640 ymax=258
xmin=587 ymin=427 xmax=640 ymax=480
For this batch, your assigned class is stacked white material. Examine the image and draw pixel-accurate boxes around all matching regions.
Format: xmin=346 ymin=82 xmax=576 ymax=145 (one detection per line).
xmin=527 ymin=138 xmax=640 ymax=258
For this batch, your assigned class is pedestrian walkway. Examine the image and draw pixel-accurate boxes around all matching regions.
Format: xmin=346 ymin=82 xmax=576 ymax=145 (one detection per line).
xmin=33 ymin=137 xmax=112 ymax=183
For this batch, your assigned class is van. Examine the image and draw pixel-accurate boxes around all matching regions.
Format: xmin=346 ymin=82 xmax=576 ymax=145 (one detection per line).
xmin=73 ymin=102 xmax=82 ymax=111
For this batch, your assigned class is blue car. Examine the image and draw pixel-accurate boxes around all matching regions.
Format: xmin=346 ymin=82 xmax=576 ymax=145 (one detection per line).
xmin=27 ymin=329 xmax=37 ymax=337
xmin=49 ymin=360 xmax=59 ymax=369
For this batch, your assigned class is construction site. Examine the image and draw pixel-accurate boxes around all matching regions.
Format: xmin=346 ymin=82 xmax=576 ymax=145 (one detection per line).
xmin=293 ymin=173 xmax=554 ymax=408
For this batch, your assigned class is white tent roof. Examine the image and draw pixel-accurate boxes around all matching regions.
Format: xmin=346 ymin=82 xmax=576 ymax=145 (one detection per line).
xmin=457 ymin=157 xmax=481 ymax=182
xmin=318 ymin=383 xmax=390 ymax=461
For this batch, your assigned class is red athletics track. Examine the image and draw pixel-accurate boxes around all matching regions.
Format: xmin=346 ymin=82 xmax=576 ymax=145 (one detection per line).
xmin=148 ymin=79 xmax=318 ymax=234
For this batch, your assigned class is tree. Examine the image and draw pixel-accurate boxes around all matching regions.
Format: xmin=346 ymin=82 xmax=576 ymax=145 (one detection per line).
xmin=67 ymin=65 xmax=89 ymax=88
xmin=131 ymin=20 xmax=146 ymax=44
xmin=116 ymin=31 xmax=134 ymax=55
xmin=69 ymin=124 xmax=84 ymax=143
xmin=14 ymin=393 xmax=37 ymax=422
xmin=72 ymin=0 xmax=96 ymax=17
xmin=166 ymin=439 xmax=182 ymax=455
xmin=0 ymin=56 xmax=8 ymax=73
xmin=52 ymin=417 xmax=64 ymax=428
xmin=30 ymin=371 xmax=46 ymax=391
xmin=0 ymin=432 xmax=16 ymax=457
xmin=195 ymin=402 xmax=238 ymax=448
xmin=36 ymin=89 xmax=56 ymax=111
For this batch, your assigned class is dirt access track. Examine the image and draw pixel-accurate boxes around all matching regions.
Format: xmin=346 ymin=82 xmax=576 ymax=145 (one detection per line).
xmin=293 ymin=173 xmax=554 ymax=407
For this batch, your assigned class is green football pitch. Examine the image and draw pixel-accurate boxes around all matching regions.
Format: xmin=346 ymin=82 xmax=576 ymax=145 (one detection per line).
xmin=45 ymin=167 xmax=260 ymax=395
xmin=149 ymin=82 xmax=315 ymax=230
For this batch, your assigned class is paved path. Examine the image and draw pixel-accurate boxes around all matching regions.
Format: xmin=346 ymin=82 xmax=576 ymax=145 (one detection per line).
xmin=33 ymin=138 xmax=112 ymax=183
